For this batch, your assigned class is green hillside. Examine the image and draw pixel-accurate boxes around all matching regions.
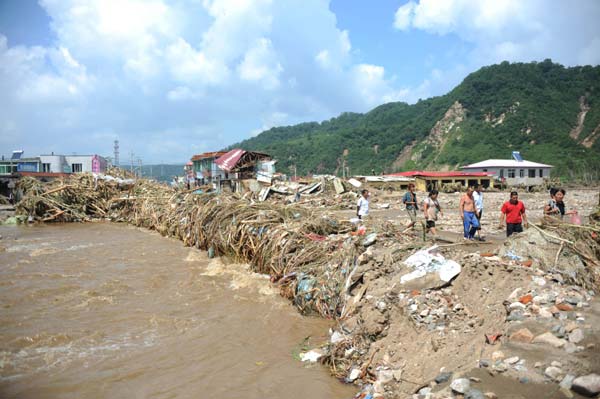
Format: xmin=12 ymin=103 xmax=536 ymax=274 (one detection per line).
xmin=141 ymin=164 xmax=185 ymax=182
xmin=233 ymin=60 xmax=600 ymax=179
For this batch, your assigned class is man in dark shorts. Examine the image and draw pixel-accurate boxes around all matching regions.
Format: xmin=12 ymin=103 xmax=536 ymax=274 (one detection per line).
xmin=423 ymin=189 xmax=442 ymax=235
xmin=499 ymin=191 xmax=528 ymax=237
xmin=402 ymin=183 xmax=418 ymax=230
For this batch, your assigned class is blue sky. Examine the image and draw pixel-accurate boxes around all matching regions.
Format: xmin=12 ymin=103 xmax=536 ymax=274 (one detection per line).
xmin=1 ymin=0 xmax=599 ymax=164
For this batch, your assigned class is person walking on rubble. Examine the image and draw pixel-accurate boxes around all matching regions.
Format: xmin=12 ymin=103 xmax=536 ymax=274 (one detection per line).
xmin=473 ymin=184 xmax=484 ymax=241
xmin=423 ymin=189 xmax=443 ymax=236
xmin=402 ymin=183 xmax=418 ymax=230
xmin=459 ymin=186 xmax=480 ymax=240
xmin=499 ymin=191 xmax=528 ymax=237
xmin=357 ymin=189 xmax=370 ymax=220
xmin=544 ymin=188 xmax=577 ymax=220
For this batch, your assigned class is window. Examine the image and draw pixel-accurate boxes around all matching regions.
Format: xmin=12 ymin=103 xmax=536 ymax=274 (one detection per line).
xmin=499 ymin=169 xmax=504 ymax=178
xmin=71 ymin=163 xmax=82 ymax=173
xmin=519 ymin=169 xmax=525 ymax=178
xmin=539 ymin=169 xmax=543 ymax=177
xmin=482 ymin=168 xmax=488 ymax=172
xmin=508 ymin=169 xmax=515 ymax=178
xmin=528 ymin=169 xmax=536 ymax=178
xmin=42 ymin=163 xmax=51 ymax=172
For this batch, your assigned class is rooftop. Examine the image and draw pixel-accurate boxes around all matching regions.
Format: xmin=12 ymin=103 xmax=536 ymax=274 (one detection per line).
xmin=190 ymin=151 xmax=227 ymax=161
xmin=462 ymin=159 xmax=553 ymax=169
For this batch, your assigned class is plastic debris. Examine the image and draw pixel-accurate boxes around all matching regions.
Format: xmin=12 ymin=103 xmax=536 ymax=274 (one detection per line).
xmin=400 ymin=246 xmax=461 ymax=284
xmin=362 ymin=233 xmax=377 ymax=247
xmin=299 ymin=349 xmax=323 ymax=362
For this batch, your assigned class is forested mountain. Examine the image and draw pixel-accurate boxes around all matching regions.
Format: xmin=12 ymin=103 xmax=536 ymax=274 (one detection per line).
xmin=232 ymin=60 xmax=600 ymax=179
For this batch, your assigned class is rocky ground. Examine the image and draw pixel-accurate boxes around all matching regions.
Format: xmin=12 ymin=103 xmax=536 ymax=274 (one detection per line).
xmin=295 ymin=188 xmax=600 ymax=398
xmin=331 ymin=188 xmax=599 ymax=237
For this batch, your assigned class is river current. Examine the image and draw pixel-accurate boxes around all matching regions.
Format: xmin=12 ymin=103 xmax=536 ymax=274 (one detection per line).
xmin=0 ymin=223 xmax=355 ymax=399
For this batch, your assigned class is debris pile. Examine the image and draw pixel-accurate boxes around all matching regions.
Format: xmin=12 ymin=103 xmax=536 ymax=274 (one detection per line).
xmin=14 ymin=173 xmax=400 ymax=318
xmin=12 ymin=173 xmax=600 ymax=398
xmin=498 ymin=219 xmax=600 ymax=290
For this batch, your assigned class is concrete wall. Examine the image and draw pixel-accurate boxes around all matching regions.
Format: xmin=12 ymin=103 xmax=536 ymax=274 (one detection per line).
xmin=65 ymin=156 xmax=93 ymax=173
xmin=462 ymin=166 xmax=551 ymax=186
xmin=41 ymin=155 xmax=106 ymax=173
xmin=194 ymin=158 xmax=228 ymax=183
xmin=40 ymin=155 xmax=69 ymax=173
xmin=415 ymin=176 xmax=495 ymax=191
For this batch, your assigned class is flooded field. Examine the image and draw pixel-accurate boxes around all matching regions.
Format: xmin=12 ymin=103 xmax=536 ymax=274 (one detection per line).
xmin=0 ymin=223 xmax=355 ymax=399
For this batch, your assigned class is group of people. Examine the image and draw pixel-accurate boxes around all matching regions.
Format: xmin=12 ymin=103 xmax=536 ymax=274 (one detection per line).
xmin=356 ymin=183 xmax=573 ymax=240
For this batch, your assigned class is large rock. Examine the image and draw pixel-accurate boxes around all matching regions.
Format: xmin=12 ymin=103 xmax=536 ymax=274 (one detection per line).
xmin=572 ymin=374 xmax=600 ymax=397
xmin=451 ymin=378 xmax=471 ymax=394
xmin=560 ymin=375 xmax=576 ymax=390
xmin=545 ymin=366 xmax=563 ymax=382
xmin=435 ymin=371 xmax=453 ymax=384
xmin=532 ymin=332 xmax=566 ymax=348
xmin=568 ymin=328 xmax=584 ymax=344
xmin=465 ymin=389 xmax=485 ymax=399
xmin=510 ymin=328 xmax=534 ymax=343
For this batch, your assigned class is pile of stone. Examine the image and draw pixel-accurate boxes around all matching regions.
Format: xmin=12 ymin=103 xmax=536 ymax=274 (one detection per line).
xmin=401 ymin=288 xmax=479 ymax=333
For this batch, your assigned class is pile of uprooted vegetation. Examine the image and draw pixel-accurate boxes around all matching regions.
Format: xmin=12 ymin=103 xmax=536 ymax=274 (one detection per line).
xmin=15 ymin=173 xmax=413 ymax=318
xmin=15 ymin=173 xmax=600 ymax=398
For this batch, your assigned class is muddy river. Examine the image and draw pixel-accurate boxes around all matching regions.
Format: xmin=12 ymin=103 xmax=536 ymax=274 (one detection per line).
xmin=0 ymin=223 xmax=355 ymax=399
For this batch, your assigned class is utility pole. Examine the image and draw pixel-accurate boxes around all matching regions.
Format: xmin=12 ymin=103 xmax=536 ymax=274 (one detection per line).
xmin=130 ymin=151 xmax=134 ymax=174
xmin=113 ymin=139 xmax=119 ymax=167
xmin=137 ymin=158 xmax=142 ymax=178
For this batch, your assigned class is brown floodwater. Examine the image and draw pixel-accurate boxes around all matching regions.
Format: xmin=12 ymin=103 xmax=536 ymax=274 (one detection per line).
xmin=0 ymin=223 xmax=356 ymax=399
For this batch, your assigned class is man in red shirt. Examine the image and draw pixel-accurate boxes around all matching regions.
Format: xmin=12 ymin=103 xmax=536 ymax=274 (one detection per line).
xmin=499 ymin=191 xmax=528 ymax=237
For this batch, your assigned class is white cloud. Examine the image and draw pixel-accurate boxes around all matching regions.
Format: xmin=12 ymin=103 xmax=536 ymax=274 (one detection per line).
xmin=201 ymin=0 xmax=273 ymax=63
xmin=393 ymin=0 xmax=600 ymax=67
xmin=237 ymin=38 xmax=283 ymax=89
xmin=0 ymin=38 xmax=92 ymax=104
xmin=315 ymin=50 xmax=331 ymax=69
xmin=6 ymin=0 xmax=597 ymax=163
xmin=352 ymin=64 xmax=410 ymax=107
xmin=394 ymin=1 xmax=416 ymax=31
xmin=166 ymin=38 xmax=229 ymax=86
xmin=166 ymin=86 xmax=204 ymax=102
xmin=4 ymin=0 xmax=408 ymax=161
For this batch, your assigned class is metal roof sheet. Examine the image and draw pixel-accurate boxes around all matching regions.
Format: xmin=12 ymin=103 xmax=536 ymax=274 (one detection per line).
xmin=462 ymin=159 xmax=553 ymax=169
xmin=190 ymin=151 xmax=227 ymax=161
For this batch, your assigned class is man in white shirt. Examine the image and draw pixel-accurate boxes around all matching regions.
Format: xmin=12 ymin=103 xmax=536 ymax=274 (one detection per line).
xmin=473 ymin=184 xmax=484 ymax=240
xmin=357 ymin=189 xmax=370 ymax=219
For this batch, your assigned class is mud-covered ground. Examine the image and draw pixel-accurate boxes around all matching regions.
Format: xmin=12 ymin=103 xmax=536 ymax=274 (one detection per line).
xmin=295 ymin=188 xmax=600 ymax=398
xmin=333 ymin=188 xmax=599 ymax=237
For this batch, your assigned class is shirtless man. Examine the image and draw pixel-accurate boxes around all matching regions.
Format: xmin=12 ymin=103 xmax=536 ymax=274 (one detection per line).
xmin=459 ymin=186 xmax=480 ymax=240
